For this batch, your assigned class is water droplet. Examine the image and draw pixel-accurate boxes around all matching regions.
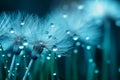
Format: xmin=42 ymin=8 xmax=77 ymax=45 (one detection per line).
xmin=2 ymin=54 xmax=5 ymax=57
xmin=95 ymin=69 xmax=99 ymax=74
xmin=73 ymin=35 xmax=79 ymax=41
xmin=63 ymin=14 xmax=68 ymax=18
xmin=15 ymin=68 xmax=18 ymax=70
xmin=50 ymin=23 xmax=55 ymax=28
xmin=66 ymin=30 xmax=71 ymax=34
xmin=53 ymin=73 xmax=56 ymax=76
xmin=10 ymin=28 xmax=14 ymax=33
xmin=46 ymin=56 xmax=51 ymax=60
xmin=57 ymin=55 xmax=62 ymax=58
xmin=116 ymin=20 xmax=120 ymax=27
xmin=48 ymin=54 xmax=51 ymax=56
xmin=0 ymin=48 xmax=2 ymax=51
xmin=89 ymin=58 xmax=93 ymax=63
xmin=73 ymin=49 xmax=78 ymax=54
xmin=16 ymin=63 xmax=20 ymax=66
xmin=19 ymin=45 xmax=24 ymax=49
xmin=85 ymin=36 xmax=90 ymax=40
xmin=86 ymin=45 xmax=91 ymax=50
xmin=20 ymin=21 xmax=25 ymax=26
xmin=4 ymin=66 xmax=7 ymax=68
xmin=118 ymin=67 xmax=120 ymax=72
xmin=7 ymin=53 xmax=11 ymax=57
xmin=75 ymin=42 xmax=81 ymax=46
xmin=77 ymin=5 xmax=84 ymax=10
xmin=23 ymin=55 xmax=26 ymax=58
xmin=8 ymin=70 xmax=10 ymax=73
xmin=52 ymin=46 xmax=58 ymax=52
xmin=23 ymin=40 xmax=28 ymax=46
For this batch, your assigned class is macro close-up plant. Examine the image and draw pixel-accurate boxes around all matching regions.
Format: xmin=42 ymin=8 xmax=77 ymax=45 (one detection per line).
xmin=0 ymin=0 xmax=120 ymax=80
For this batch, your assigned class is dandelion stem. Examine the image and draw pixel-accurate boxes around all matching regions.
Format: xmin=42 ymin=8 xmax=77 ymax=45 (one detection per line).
xmin=0 ymin=45 xmax=9 ymax=79
xmin=14 ymin=50 xmax=24 ymax=80
xmin=8 ymin=54 xmax=16 ymax=79
xmin=23 ymin=59 xmax=34 ymax=80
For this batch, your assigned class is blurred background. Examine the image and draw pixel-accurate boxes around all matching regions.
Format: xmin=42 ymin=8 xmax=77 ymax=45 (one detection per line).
xmin=0 ymin=0 xmax=120 ymax=80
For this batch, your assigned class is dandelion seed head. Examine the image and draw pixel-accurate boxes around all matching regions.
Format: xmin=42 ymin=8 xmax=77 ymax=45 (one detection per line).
xmin=35 ymin=12 xmax=74 ymax=54
xmin=0 ymin=12 xmax=32 ymax=50
xmin=0 ymin=11 xmax=73 ymax=55
xmin=51 ymin=4 xmax=103 ymax=45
